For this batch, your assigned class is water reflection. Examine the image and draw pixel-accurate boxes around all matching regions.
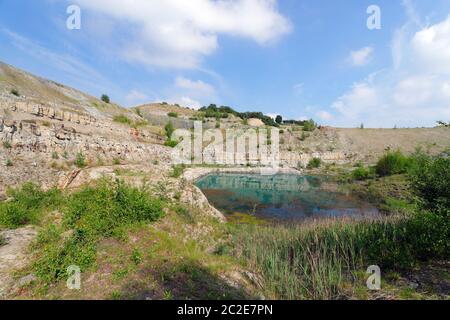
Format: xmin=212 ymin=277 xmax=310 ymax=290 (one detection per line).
xmin=196 ymin=173 xmax=379 ymax=222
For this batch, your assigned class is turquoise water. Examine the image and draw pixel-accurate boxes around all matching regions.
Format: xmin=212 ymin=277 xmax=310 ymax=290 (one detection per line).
xmin=195 ymin=173 xmax=379 ymax=222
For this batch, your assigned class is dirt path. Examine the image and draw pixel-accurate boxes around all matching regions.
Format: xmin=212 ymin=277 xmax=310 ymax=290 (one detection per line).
xmin=0 ymin=226 xmax=37 ymax=298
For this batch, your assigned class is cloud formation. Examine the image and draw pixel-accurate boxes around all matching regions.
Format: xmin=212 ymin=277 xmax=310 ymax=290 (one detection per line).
xmin=74 ymin=0 xmax=291 ymax=69
xmin=348 ymin=47 xmax=374 ymax=67
xmin=329 ymin=14 xmax=450 ymax=128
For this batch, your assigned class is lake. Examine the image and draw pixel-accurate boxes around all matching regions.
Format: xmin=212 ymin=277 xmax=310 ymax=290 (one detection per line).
xmin=195 ymin=173 xmax=379 ymax=223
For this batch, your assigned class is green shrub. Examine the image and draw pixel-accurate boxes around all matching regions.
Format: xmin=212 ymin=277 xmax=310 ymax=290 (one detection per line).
xmin=113 ymin=115 xmax=132 ymax=125
xmin=168 ymin=112 xmax=179 ymax=118
xmin=6 ymin=159 xmax=13 ymax=167
xmin=35 ymin=179 xmax=164 ymax=282
xmin=170 ymin=165 xmax=185 ymax=178
xmin=10 ymin=89 xmax=20 ymax=97
xmin=307 ymin=158 xmax=322 ymax=169
xmin=375 ymin=150 xmax=414 ymax=176
xmin=51 ymin=152 xmax=59 ymax=160
xmin=352 ymin=167 xmax=373 ymax=181
xmin=0 ymin=183 xmax=63 ymax=228
xmin=164 ymin=140 xmax=179 ymax=148
xmin=409 ymin=153 xmax=450 ymax=212
xmin=75 ymin=152 xmax=86 ymax=168
xmin=303 ymin=119 xmax=317 ymax=132
xmin=101 ymin=94 xmax=110 ymax=104
xmin=3 ymin=141 xmax=12 ymax=149
xmin=165 ymin=121 xmax=175 ymax=139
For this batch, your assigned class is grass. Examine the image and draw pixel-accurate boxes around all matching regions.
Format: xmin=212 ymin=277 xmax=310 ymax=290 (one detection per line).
xmin=0 ymin=234 xmax=6 ymax=246
xmin=230 ymin=211 xmax=449 ymax=299
xmin=75 ymin=152 xmax=86 ymax=168
xmin=307 ymin=158 xmax=322 ymax=169
xmin=32 ymin=179 xmax=165 ymax=282
xmin=3 ymin=141 xmax=12 ymax=149
xmin=113 ymin=115 xmax=148 ymax=129
xmin=0 ymin=183 xmax=64 ymax=229
xmin=170 ymin=164 xmax=185 ymax=178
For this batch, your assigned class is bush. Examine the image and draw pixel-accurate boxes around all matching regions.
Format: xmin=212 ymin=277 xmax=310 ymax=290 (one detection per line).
xmin=6 ymin=159 xmax=13 ymax=167
xmin=165 ymin=121 xmax=175 ymax=139
xmin=3 ymin=141 xmax=12 ymax=149
xmin=375 ymin=150 xmax=414 ymax=177
xmin=170 ymin=165 xmax=185 ymax=178
xmin=101 ymin=94 xmax=110 ymax=103
xmin=75 ymin=152 xmax=86 ymax=168
xmin=35 ymin=179 xmax=164 ymax=282
xmin=0 ymin=183 xmax=63 ymax=228
xmin=307 ymin=158 xmax=322 ymax=169
xmin=164 ymin=140 xmax=179 ymax=148
xmin=113 ymin=115 xmax=132 ymax=125
xmin=303 ymin=119 xmax=317 ymax=132
xmin=352 ymin=167 xmax=373 ymax=181
xmin=10 ymin=89 xmax=20 ymax=97
xmin=168 ymin=112 xmax=178 ymax=118
xmin=409 ymin=153 xmax=450 ymax=212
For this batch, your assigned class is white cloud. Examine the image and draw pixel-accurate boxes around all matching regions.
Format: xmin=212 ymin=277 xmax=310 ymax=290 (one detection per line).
xmin=175 ymin=76 xmax=215 ymax=96
xmin=329 ymin=13 xmax=450 ymax=128
xmin=168 ymin=96 xmax=202 ymax=110
xmin=74 ymin=0 xmax=291 ymax=69
xmin=316 ymin=110 xmax=333 ymax=121
xmin=348 ymin=47 xmax=374 ymax=67
xmin=126 ymin=90 xmax=148 ymax=106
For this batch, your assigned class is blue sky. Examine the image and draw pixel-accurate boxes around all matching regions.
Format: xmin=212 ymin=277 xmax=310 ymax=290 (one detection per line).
xmin=1 ymin=0 xmax=450 ymax=127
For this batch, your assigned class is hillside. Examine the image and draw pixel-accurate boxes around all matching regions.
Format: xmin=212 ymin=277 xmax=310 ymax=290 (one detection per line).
xmin=0 ymin=62 xmax=449 ymax=300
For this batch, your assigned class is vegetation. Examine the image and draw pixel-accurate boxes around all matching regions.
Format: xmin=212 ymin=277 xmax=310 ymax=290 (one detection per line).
xmin=6 ymin=159 xmax=13 ymax=167
xmin=199 ymin=104 xmax=279 ymax=127
xmin=275 ymin=115 xmax=283 ymax=124
xmin=33 ymin=179 xmax=165 ymax=282
xmin=436 ymin=121 xmax=450 ymax=127
xmin=101 ymin=94 xmax=110 ymax=104
xmin=75 ymin=152 xmax=86 ymax=168
xmin=3 ymin=141 xmax=12 ymax=149
xmin=113 ymin=114 xmax=148 ymax=128
xmin=170 ymin=165 xmax=185 ymax=178
xmin=113 ymin=115 xmax=132 ymax=126
xmin=0 ymin=183 xmax=63 ymax=229
xmin=302 ymin=119 xmax=317 ymax=132
xmin=375 ymin=150 xmax=415 ymax=177
xmin=168 ymin=112 xmax=179 ymax=118
xmin=10 ymin=89 xmax=20 ymax=97
xmin=229 ymin=151 xmax=450 ymax=299
xmin=409 ymin=152 xmax=450 ymax=213
xmin=307 ymin=158 xmax=322 ymax=169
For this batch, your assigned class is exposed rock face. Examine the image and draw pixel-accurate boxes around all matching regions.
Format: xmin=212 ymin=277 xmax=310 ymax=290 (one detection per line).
xmin=0 ymin=226 xmax=38 ymax=298
xmin=0 ymin=100 xmax=170 ymax=191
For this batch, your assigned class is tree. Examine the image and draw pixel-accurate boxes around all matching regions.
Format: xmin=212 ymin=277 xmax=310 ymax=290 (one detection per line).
xmin=101 ymin=94 xmax=110 ymax=104
xmin=275 ymin=115 xmax=283 ymax=124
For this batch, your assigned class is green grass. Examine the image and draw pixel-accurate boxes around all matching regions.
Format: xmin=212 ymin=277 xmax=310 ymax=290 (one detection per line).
xmin=0 ymin=183 xmax=64 ymax=229
xmin=113 ymin=115 xmax=133 ymax=126
xmin=230 ymin=211 xmax=449 ymax=299
xmin=3 ymin=141 xmax=12 ymax=149
xmin=170 ymin=164 xmax=185 ymax=178
xmin=307 ymin=158 xmax=322 ymax=169
xmin=33 ymin=179 xmax=165 ymax=282
xmin=0 ymin=234 xmax=6 ymax=246
xmin=75 ymin=152 xmax=86 ymax=168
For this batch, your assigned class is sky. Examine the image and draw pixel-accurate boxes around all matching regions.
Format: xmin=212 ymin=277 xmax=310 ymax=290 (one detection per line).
xmin=1 ymin=0 xmax=450 ymax=128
